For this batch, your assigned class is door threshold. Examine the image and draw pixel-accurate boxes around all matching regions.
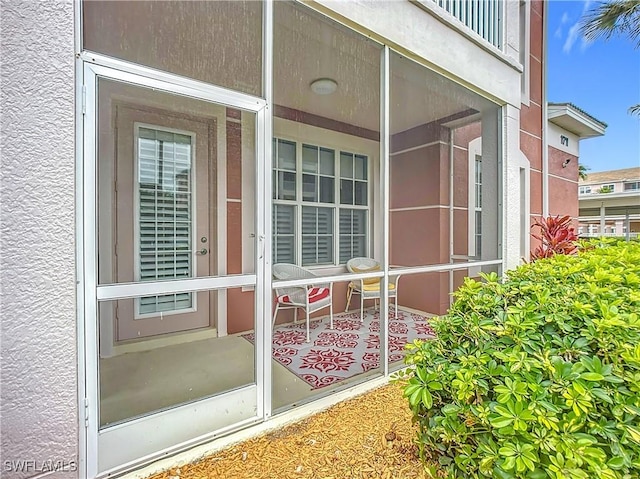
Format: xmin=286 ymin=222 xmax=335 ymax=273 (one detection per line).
xmin=110 ymin=328 xmax=218 ymax=356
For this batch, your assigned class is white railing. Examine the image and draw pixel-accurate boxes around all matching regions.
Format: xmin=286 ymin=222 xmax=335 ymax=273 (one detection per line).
xmin=433 ymin=0 xmax=503 ymax=49
xmin=579 ymin=232 xmax=639 ymax=239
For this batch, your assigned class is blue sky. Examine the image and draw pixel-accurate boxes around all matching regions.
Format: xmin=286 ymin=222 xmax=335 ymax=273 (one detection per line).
xmin=547 ymin=0 xmax=640 ymax=173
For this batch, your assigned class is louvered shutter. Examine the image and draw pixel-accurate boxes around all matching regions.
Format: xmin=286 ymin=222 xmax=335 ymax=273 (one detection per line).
xmin=339 ymin=209 xmax=367 ymax=263
xmin=272 ymin=204 xmax=296 ymax=264
xmin=302 ymin=206 xmax=334 ymax=265
xmin=137 ymin=127 xmax=194 ymax=315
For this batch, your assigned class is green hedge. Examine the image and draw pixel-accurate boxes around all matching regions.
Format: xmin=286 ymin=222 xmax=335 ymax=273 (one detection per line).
xmin=403 ymin=240 xmax=640 ymax=479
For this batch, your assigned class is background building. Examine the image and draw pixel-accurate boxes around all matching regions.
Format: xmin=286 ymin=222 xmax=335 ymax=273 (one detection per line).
xmin=578 ymin=167 xmax=640 ymax=238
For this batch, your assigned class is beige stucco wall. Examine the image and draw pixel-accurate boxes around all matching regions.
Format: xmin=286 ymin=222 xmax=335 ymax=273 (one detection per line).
xmin=0 ymin=1 xmax=78 ymax=478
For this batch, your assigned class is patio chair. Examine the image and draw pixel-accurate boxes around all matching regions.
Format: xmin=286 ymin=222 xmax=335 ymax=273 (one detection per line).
xmin=345 ymin=257 xmax=400 ymax=321
xmin=272 ymin=263 xmax=334 ymax=342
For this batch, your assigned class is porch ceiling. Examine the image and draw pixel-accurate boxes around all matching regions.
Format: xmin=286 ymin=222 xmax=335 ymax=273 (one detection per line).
xmin=274 ymin=2 xmax=497 ymax=135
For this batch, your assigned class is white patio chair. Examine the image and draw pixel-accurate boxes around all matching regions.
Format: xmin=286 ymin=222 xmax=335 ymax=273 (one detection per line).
xmin=272 ymin=264 xmax=334 ymax=342
xmin=345 ymin=257 xmax=400 ymax=321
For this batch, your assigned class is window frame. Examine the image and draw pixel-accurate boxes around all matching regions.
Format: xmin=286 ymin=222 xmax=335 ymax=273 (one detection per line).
xmin=473 ymin=153 xmax=482 ymax=257
xmin=468 ymin=137 xmax=483 ymax=258
xmin=270 ymin=119 xmax=379 ymax=269
xmin=272 ymin=136 xmax=372 ymax=267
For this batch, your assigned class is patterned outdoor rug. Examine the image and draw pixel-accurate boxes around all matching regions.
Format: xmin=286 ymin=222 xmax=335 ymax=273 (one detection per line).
xmin=242 ymin=308 xmax=435 ymax=389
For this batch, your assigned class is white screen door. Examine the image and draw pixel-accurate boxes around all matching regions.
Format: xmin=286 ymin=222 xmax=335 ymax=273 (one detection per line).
xmin=84 ymin=64 xmax=269 ymax=478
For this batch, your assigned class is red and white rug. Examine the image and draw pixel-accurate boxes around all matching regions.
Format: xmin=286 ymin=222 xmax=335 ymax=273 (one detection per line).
xmin=242 ymin=308 xmax=435 ymax=389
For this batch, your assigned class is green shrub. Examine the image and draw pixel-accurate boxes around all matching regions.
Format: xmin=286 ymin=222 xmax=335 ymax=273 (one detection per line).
xmin=402 ymin=240 xmax=640 ymax=479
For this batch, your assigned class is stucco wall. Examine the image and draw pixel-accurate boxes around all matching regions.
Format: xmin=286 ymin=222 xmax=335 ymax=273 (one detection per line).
xmin=0 ymin=1 xmax=78 ymax=478
xmin=548 ymin=145 xmax=579 ymax=219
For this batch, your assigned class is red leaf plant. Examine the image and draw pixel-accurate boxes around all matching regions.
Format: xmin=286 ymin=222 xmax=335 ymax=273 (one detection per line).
xmin=530 ymin=215 xmax=578 ymax=261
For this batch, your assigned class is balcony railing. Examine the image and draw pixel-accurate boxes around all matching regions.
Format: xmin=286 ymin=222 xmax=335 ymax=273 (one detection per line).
xmin=433 ymin=0 xmax=503 ymax=49
xmin=579 ymin=232 xmax=639 ymax=239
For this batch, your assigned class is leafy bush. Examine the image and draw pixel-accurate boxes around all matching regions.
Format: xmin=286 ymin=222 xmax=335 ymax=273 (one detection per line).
xmin=531 ymin=215 xmax=578 ymax=261
xmin=403 ymin=240 xmax=640 ymax=478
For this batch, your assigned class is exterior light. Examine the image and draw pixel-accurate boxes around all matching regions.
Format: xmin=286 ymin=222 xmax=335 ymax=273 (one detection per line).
xmin=562 ymin=158 xmax=571 ymax=168
xmin=310 ymin=78 xmax=338 ymax=95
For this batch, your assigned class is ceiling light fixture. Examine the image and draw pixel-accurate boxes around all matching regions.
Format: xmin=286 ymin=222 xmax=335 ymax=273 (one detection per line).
xmin=310 ymin=78 xmax=338 ymax=95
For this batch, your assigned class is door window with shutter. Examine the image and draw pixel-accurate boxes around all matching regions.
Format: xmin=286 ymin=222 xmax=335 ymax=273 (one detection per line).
xmin=136 ymin=125 xmax=195 ymax=317
xmin=272 ymin=138 xmax=369 ymax=266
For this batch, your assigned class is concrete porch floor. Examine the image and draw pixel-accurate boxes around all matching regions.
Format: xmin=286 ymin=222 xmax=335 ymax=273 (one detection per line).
xmin=100 ymin=334 xmax=319 ymax=426
xmin=99 ymin=306 xmax=425 ymax=427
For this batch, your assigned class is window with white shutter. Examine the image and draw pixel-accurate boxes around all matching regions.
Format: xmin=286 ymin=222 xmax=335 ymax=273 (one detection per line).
xmin=302 ymin=206 xmax=334 ymax=265
xmin=474 ymin=154 xmax=482 ymax=257
xmin=136 ymin=126 xmax=195 ymax=316
xmin=272 ymin=204 xmax=296 ymax=264
xmin=338 ymin=152 xmax=368 ymax=263
xmin=339 ymin=209 xmax=367 ymax=264
xmin=272 ymin=138 xmax=369 ymax=267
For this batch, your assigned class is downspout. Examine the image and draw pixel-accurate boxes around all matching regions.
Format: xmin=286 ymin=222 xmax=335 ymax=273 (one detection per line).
xmin=541 ymin=0 xmax=549 ymax=217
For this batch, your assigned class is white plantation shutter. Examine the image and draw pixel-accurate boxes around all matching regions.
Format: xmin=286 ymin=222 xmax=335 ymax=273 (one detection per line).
xmin=339 ymin=209 xmax=367 ymax=263
xmin=137 ymin=127 xmax=194 ymax=315
xmin=272 ymin=204 xmax=296 ymax=264
xmin=302 ymin=206 xmax=333 ymax=265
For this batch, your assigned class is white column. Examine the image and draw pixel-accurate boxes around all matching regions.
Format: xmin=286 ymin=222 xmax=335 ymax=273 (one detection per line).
xmin=502 ymin=104 xmax=525 ymax=270
xmin=600 ymin=203 xmax=606 ymax=235
xmin=615 ymin=220 xmax=624 ymax=236
xmin=626 ymin=211 xmax=631 ymax=242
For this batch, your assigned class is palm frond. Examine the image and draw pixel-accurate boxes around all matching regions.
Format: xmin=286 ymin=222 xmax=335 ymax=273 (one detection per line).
xmin=580 ymin=0 xmax=640 ymax=48
xmin=629 ymin=104 xmax=640 ymax=116
xmin=578 ymin=164 xmax=590 ymax=181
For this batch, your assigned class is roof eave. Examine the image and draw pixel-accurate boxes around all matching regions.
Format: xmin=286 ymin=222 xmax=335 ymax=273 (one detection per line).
xmin=548 ymin=104 xmax=607 ymax=138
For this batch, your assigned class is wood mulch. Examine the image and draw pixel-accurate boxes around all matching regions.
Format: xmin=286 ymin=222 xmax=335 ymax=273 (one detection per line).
xmin=149 ymin=382 xmax=432 ymax=479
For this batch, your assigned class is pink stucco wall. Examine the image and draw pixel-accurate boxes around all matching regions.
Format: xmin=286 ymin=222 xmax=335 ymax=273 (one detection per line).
xmin=523 ymin=0 xmax=547 ymax=259
xmin=225 ymin=109 xmax=257 ymax=334
xmin=387 ymin=119 xmax=482 ymax=315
